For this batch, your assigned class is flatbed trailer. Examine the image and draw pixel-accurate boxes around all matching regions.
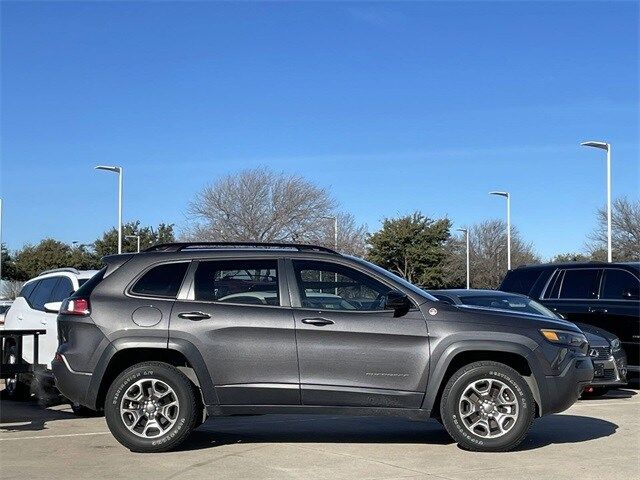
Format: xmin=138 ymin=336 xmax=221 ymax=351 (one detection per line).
xmin=0 ymin=329 xmax=47 ymax=378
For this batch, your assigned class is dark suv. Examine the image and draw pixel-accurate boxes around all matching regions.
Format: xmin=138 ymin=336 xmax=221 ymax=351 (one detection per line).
xmin=499 ymin=262 xmax=639 ymax=371
xmin=53 ymin=243 xmax=594 ymax=453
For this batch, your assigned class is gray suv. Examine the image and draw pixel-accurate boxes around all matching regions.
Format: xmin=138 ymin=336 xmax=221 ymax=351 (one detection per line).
xmin=52 ymin=243 xmax=594 ymax=453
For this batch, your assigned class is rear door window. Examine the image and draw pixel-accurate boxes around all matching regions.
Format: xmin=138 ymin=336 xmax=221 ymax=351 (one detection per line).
xmin=130 ymin=262 xmax=190 ymax=298
xmin=192 ymin=260 xmax=279 ymax=305
xmin=558 ymin=269 xmax=601 ymax=299
xmin=29 ymin=277 xmax=61 ymax=311
xmin=50 ymin=277 xmax=74 ymax=302
xmin=601 ymin=269 xmax=640 ymax=300
xmin=19 ymin=281 xmax=39 ymax=300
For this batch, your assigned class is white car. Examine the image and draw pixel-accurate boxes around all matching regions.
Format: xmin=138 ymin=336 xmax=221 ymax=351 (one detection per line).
xmin=0 ymin=300 xmax=13 ymax=329
xmin=3 ymin=268 xmax=98 ymax=397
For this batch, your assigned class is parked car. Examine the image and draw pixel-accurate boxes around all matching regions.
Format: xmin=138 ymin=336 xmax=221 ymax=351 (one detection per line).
xmin=428 ymin=289 xmax=627 ymax=396
xmin=499 ymin=262 xmax=639 ymax=374
xmin=0 ymin=301 xmax=13 ymax=329
xmin=3 ymin=268 xmax=99 ymax=400
xmin=53 ymin=242 xmax=593 ymax=453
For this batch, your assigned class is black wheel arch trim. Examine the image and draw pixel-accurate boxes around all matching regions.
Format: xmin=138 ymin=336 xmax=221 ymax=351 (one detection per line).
xmin=421 ymin=339 xmax=546 ymax=416
xmin=85 ymin=337 xmax=218 ymax=410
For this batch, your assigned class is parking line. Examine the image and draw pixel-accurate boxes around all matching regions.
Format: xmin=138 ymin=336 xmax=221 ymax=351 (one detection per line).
xmin=0 ymin=431 xmax=110 ymax=441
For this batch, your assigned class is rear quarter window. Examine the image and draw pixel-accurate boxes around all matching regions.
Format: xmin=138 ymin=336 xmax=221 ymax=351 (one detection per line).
xmin=499 ymin=269 xmax=543 ymax=295
xmin=130 ymin=262 xmax=190 ymax=298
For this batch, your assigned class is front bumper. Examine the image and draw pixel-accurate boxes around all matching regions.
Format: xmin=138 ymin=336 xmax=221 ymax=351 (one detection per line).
xmin=590 ymin=354 xmax=627 ymax=387
xmin=539 ymin=355 xmax=593 ymax=415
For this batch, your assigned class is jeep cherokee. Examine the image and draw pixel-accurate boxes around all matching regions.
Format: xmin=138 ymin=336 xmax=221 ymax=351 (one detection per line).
xmin=52 ymin=242 xmax=594 ymax=453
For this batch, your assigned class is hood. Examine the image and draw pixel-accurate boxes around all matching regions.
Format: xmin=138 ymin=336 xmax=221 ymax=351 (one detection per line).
xmin=454 ymin=304 xmax=582 ymax=332
xmin=582 ymin=330 xmax=609 ymax=348
xmin=573 ymin=322 xmax=618 ymax=342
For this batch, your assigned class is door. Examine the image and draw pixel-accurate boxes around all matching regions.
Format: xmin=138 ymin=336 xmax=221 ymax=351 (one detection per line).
xmin=170 ymin=258 xmax=300 ymax=405
xmin=540 ymin=268 xmax=603 ymax=323
xmin=597 ymin=268 xmax=640 ymax=367
xmin=289 ymin=259 xmax=430 ymax=409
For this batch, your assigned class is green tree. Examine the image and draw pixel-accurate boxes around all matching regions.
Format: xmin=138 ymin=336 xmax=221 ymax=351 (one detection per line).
xmin=551 ymin=252 xmax=593 ymax=263
xmin=367 ymin=212 xmax=451 ymax=287
xmin=10 ymin=239 xmax=98 ymax=280
xmin=1 ymin=244 xmax=22 ymax=280
xmin=93 ymin=221 xmax=175 ymax=257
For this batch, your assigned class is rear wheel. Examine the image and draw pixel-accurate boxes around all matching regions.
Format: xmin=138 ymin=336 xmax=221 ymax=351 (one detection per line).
xmin=104 ymin=362 xmax=199 ymax=453
xmin=440 ymin=361 xmax=535 ymax=452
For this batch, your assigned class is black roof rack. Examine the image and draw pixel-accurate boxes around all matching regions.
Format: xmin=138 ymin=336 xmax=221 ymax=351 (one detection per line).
xmin=144 ymin=242 xmax=339 ymax=255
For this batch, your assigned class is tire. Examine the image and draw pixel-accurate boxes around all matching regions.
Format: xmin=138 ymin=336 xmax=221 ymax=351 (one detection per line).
xmin=440 ymin=361 xmax=535 ymax=452
xmin=104 ymin=362 xmax=199 ymax=453
xmin=71 ymin=403 xmax=103 ymax=417
xmin=2 ymin=345 xmax=31 ymax=401
xmin=581 ymin=387 xmax=610 ymax=398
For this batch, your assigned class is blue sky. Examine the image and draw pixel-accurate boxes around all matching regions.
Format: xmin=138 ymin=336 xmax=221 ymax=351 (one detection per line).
xmin=1 ymin=1 xmax=638 ymax=259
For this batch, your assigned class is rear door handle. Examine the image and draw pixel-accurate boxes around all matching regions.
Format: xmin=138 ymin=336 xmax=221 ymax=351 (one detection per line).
xmin=301 ymin=317 xmax=334 ymax=326
xmin=178 ymin=311 xmax=211 ymax=321
xmin=588 ymin=307 xmax=608 ymax=314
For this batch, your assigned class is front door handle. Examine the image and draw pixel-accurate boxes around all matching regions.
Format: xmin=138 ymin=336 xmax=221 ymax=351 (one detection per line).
xmin=178 ymin=311 xmax=211 ymax=321
xmin=588 ymin=307 xmax=608 ymax=314
xmin=301 ymin=317 xmax=334 ymax=326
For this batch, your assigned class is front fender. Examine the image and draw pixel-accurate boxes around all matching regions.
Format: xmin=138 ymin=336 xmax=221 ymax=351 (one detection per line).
xmin=421 ymin=335 xmax=545 ymax=415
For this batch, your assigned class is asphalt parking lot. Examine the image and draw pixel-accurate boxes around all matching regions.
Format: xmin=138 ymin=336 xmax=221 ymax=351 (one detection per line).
xmin=1 ymin=388 xmax=638 ymax=480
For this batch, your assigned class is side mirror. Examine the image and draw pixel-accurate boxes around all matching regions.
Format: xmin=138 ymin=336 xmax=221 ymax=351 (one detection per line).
xmin=44 ymin=301 xmax=63 ymax=313
xmin=385 ymin=291 xmax=411 ymax=317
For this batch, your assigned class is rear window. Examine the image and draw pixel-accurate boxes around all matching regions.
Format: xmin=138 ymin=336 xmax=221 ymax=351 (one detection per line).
xmin=73 ymin=267 xmax=106 ymax=298
xmin=130 ymin=262 xmax=189 ymax=298
xmin=499 ymin=269 xmax=543 ymax=295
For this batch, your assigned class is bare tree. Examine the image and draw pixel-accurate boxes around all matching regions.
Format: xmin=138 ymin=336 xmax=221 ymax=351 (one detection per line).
xmin=1 ymin=280 xmax=24 ymax=300
xmin=185 ymin=167 xmax=367 ymax=254
xmin=588 ymin=196 xmax=640 ymax=261
xmin=443 ymin=220 xmax=539 ymax=289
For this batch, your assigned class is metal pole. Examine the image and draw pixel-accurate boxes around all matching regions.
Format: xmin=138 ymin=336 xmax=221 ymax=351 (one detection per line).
xmin=333 ymin=217 xmax=338 ymax=251
xmin=137 ymin=235 xmax=140 ymax=254
xmin=118 ymin=167 xmax=123 ymax=255
xmin=0 ymin=198 xmax=3 ymax=283
xmin=606 ymin=145 xmax=612 ymax=262
xmin=506 ymin=193 xmax=511 ymax=271
xmin=465 ymin=230 xmax=470 ymax=289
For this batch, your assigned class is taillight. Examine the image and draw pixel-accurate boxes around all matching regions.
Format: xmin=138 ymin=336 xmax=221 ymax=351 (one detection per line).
xmin=60 ymin=298 xmax=90 ymax=316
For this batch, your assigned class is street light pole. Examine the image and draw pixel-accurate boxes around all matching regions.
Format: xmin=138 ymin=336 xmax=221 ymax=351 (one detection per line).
xmin=126 ymin=235 xmax=141 ymax=253
xmin=489 ymin=191 xmax=511 ymax=271
xmin=457 ymin=228 xmax=470 ymax=289
xmin=0 ymin=198 xmax=3 ymax=283
xmin=95 ymin=165 xmax=123 ymax=254
xmin=581 ymin=141 xmax=612 ymax=262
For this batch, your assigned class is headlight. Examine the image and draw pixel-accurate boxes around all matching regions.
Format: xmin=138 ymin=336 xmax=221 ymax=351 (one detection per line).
xmin=540 ymin=329 xmax=588 ymax=349
xmin=611 ymin=337 xmax=621 ymax=352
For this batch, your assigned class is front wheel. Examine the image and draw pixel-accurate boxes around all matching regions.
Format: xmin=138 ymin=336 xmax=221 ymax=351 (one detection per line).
xmin=104 ymin=362 xmax=199 ymax=453
xmin=2 ymin=345 xmax=31 ymax=400
xmin=440 ymin=361 xmax=535 ymax=452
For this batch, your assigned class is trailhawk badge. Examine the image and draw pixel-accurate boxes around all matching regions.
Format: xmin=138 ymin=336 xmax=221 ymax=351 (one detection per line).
xmin=428 ymin=307 xmax=438 ymax=316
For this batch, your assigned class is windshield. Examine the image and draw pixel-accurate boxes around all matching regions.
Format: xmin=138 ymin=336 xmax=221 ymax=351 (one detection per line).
xmin=349 ymin=257 xmax=438 ymax=301
xmin=458 ymin=294 xmax=559 ymax=318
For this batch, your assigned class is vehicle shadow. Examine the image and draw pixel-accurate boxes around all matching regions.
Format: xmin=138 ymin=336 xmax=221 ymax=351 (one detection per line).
xmin=0 ymin=398 xmax=77 ymax=433
xmin=177 ymin=411 xmax=618 ymax=453
xmin=581 ymin=388 xmax=637 ymax=401
xmin=515 ymin=414 xmax=617 ymax=451
xmin=178 ymin=415 xmax=455 ymax=452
